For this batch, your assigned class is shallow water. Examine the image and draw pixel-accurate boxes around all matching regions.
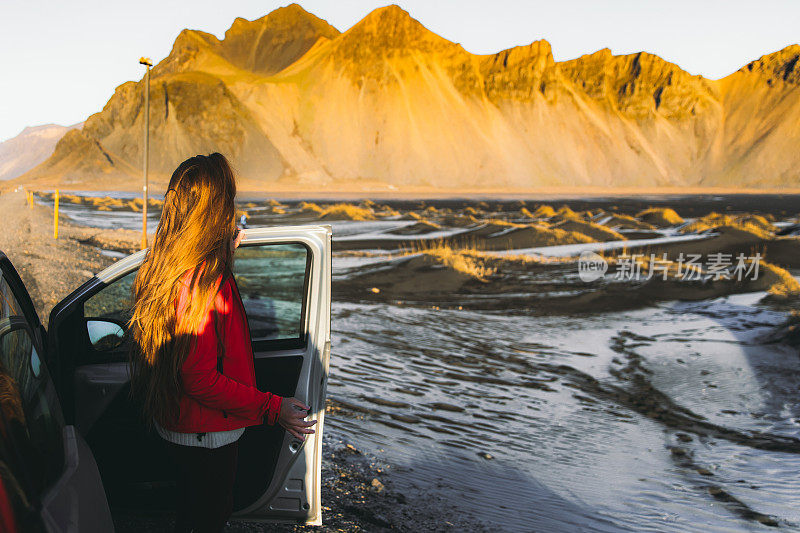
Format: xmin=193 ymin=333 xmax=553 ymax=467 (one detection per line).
xmin=502 ymin=232 xmax=707 ymax=258
xmin=51 ymin=195 xmax=800 ymax=531
xmin=326 ymin=293 xmax=800 ymax=531
xmin=36 ymin=195 xmax=161 ymax=231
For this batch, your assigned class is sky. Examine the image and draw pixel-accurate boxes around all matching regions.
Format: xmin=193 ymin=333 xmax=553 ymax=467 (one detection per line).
xmin=1 ymin=0 xmax=798 ymax=142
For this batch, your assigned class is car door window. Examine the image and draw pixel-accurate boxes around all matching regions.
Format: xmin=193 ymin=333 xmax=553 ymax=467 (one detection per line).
xmin=84 ymin=269 xmax=137 ymax=325
xmin=233 ymin=243 xmax=310 ymax=350
xmin=0 ymin=273 xmax=64 ymax=511
xmin=79 ymin=270 xmax=137 ymax=363
xmin=80 ymin=242 xmax=311 ymax=360
xmin=0 ymin=273 xmax=22 ymax=319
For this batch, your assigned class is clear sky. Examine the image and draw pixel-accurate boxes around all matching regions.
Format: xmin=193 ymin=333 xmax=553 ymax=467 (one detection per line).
xmin=1 ymin=0 xmax=798 ymax=142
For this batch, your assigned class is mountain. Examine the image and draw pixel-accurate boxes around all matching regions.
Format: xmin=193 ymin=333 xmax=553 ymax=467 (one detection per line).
xmin=15 ymin=4 xmax=800 ymax=191
xmin=0 ymin=123 xmax=82 ymax=181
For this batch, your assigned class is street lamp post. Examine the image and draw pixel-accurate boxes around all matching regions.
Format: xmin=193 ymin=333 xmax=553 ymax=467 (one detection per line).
xmin=139 ymin=57 xmax=153 ymax=250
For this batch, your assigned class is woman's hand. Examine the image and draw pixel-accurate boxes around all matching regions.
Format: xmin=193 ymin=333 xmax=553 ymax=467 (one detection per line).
xmin=278 ymin=397 xmax=317 ymax=441
xmin=231 ymin=227 xmax=244 ymax=251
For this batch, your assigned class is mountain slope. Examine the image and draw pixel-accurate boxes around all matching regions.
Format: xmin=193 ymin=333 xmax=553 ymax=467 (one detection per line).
xmin=713 ymin=45 xmax=800 ymax=187
xmin=0 ymin=123 xmax=82 ymax=180
xmin=17 ymin=4 xmax=800 ymax=190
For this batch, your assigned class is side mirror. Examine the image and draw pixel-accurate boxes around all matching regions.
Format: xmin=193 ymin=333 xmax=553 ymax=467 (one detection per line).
xmin=87 ymin=320 xmax=125 ymax=351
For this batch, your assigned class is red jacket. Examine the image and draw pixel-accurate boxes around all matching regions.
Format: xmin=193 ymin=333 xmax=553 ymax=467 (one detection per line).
xmin=162 ymin=268 xmax=283 ymax=433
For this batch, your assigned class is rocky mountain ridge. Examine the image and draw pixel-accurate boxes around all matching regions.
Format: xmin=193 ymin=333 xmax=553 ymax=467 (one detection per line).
xmin=16 ymin=4 xmax=800 ymax=190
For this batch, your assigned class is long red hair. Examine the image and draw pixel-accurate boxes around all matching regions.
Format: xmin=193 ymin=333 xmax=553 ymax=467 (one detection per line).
xmin=128 ymin=153 xmax=237 ymax=426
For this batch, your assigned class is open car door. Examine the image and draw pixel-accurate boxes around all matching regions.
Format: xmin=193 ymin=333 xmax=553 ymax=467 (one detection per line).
xmin=0 ymin=252 xmax=113 ymax=533
xmin=46 ymin=225 xmax=332 ymax=525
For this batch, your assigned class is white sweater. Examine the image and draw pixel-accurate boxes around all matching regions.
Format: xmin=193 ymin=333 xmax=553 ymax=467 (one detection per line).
xmin=154 ymin=420 xmax=244 ymax=449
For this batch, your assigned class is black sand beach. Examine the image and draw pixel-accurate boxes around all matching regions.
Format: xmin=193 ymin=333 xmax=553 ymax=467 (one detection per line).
xmin=4 ymin=189 xmax=800 ymax=531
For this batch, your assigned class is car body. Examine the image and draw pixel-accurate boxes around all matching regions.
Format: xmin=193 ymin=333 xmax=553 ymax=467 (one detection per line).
xmin=0 ymin=225 xmax=332 ymax=532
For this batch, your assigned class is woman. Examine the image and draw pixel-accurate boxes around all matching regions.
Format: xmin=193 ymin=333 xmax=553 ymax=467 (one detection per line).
xmin=128 ymin=153 xmax=316 ymax=533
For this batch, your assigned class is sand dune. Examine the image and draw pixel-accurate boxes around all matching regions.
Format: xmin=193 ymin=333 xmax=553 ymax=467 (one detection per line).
xmin=330 ymin=201 xmax=691 ymax=251
xmin=317 ymin=203 xmax=377 ymax=221
xmin=437 ymin=213 xmax=480 ymax=227
xmin=375 ymin=205 xmax=401 ymax=217
xmin=284 ymin=201 xmax=324 ymax=218
xmin=636 ymin=207 xmax=685 ymax=227
xmin=530 ymin=205 xmax=557 ymax=218
xmin=598 ymin=213 xmax=655 ymax=231
xmin=339 ymin=239 xmax=799 ymax=313
xmin=399 ymin=211 xmax=422 ymax=221
xmin=680 ymin=212 xmax=775 ymax=236
xmin=621 ymin=224 xmax=800 ymax=272
xmin=339 ymin=245 xmax=547 ymax=302
xmin=387 ymin=221 xmax=441 ymax=235
xmin=35 ymin=192 xmax=163 ymax=212
xmin=330 ymin=198 xmax=799 ymax=314
xmin=423 ymin=220 xmax=595 ymax=251
xmin=551 ymin=219 xmax=625 ymax=242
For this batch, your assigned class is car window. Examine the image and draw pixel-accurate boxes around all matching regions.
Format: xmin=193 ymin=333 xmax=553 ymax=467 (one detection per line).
xmin=233 ymin=243 xmax=310 ymax=350
xmin=81 ymin=242 xmax=310 ymax=357
xmin=83 ymin=269 xmax=137 ymax=325
xmin=0 ymin=273 xmax=64 ymax=508
xmin=0 ymin=273 xmax=22 ymax=320
xmin=0 ymin=332 xmax=37 ymax=532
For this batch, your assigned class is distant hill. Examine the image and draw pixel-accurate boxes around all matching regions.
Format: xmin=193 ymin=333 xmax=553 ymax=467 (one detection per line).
xmin=0 ymin=123 xmax=82 ymax=181
xmin=15 ymin=4 xmax=800 ymax=191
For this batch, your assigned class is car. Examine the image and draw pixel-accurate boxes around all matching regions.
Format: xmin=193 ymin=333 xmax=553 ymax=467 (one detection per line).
xmin=0 ymin=225 xmax=332 ymax=532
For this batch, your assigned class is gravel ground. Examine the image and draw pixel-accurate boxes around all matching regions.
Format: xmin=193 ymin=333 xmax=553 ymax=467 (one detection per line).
xmin=0 ymin=190 xmax=139 ymax=324
xmin=112 ymin=433 xmax=486 ymax=532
